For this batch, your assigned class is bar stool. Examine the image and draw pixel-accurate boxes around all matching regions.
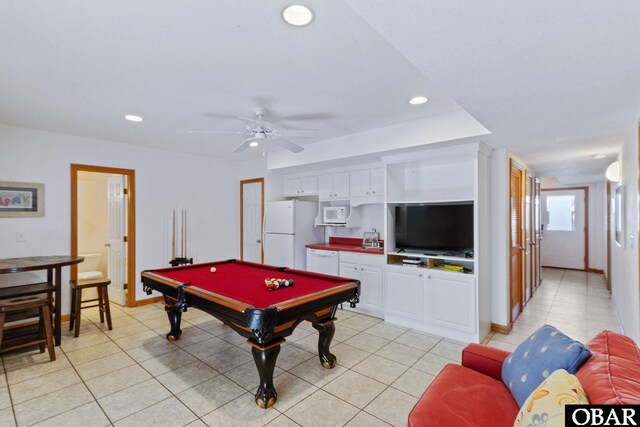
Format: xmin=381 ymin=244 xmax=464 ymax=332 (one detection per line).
xmin=69 ymin=278 xmax=112 ymax=337
xmin=0 ymin=294 xmax=55 ymax=361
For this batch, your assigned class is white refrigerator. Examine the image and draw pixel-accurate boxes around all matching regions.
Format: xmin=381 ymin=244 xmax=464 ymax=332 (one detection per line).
xmin=264 ymin=200 xmax=322 ymax=270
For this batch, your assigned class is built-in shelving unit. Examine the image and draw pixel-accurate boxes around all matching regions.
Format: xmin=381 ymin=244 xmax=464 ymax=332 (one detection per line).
xmin=381 ymin=142 xmax=492 ymax=343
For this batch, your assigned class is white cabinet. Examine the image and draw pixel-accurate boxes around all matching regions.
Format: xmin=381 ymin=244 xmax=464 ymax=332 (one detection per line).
xmin=284 ymin=176 xmax=318 ymax=197
xmin=384 ymin=264 xmax=478 ymax=341
xmin=385 ymin=266 xmax=424 ymax=322
xmin=339 ymin=252 xmax=384 ymax=317
xmin=319 ymin=172 xmax=349 ymax=200
xmin=350 ymin=168 xmax=384 ymax=198
xmin=425 ymin=270 xmax=476 ymax=335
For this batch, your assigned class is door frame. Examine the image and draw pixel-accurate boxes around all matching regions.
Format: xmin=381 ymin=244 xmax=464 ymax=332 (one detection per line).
xmin=240 ymin=177 xmax=264 ymax=263
xmin=540 ymin=186 xmax=589 ymax=271
xmin=524 ymin=170 xmax=534 ymax=303
xmin=71 ymin=164 xmax=137 ymax=307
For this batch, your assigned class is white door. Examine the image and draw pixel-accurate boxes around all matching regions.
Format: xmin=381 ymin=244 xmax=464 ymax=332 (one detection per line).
xmin=264 ymin=233 xmax=295 ymax=267
xmin=265 ymin=201 xmax=295 ymax=234
xmin=242 ymin=181 xmax=263 ymax=263
xmin=107 ymin=175 xmax=127 ymax=305
xmin=360 ymin=265 xmax=383 ymax=312
xmin=541 ymin=189 xmax=586 ymax=270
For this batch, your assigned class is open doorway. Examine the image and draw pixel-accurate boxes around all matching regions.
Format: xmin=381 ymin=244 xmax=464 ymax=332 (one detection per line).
xmin=71 ymin=164 xmax=136 ymax=307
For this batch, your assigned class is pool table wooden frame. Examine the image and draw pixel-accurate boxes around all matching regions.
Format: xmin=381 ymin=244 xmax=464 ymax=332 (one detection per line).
xmin=141 ymin=259 xmax=359 ymax=408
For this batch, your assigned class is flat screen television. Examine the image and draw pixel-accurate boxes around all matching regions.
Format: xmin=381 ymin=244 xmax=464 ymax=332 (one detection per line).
xmin=394 ymin=203 xmax=473 ymax=253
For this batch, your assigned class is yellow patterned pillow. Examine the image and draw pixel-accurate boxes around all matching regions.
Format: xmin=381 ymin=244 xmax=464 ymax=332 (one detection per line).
xmin=513 ymin=369 xmax=589 ymax=427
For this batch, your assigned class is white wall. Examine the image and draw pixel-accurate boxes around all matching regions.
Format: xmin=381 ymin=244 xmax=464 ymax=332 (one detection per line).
xmin=609 ymin=124 xmax=640 ymax=343
xmin=539 ymin=178 xmax=607 ymax=272
xmin=0 ymin=124 xmax=241 ymax=313
xmin=490 ymin=149 xmax=510 ymax=326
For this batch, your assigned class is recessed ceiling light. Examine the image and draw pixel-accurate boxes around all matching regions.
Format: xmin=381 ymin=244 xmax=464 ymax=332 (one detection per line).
xmin=408 ymin=96 xmax=428 ymax=105
xmin=591 ymin=154 xmax=605 ymax=159
xmin=249 ymin=141 xmax=259 ymax=147
xmin=282 ymin=5 xmax=314 ymax=26
xmin=124 ymin=114 xmax=143 ymax=122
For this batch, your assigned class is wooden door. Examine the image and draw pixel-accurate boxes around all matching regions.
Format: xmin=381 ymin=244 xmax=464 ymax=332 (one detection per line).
xmin=533 ymin=177 xmax=542 ymax=289
xmin=524 ymin=171 xmax=533 ymax=303
xmin=509 ymin=159 xmax=524 ymax=323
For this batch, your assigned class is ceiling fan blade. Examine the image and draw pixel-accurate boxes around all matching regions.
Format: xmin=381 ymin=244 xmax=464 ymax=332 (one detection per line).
xmin=275 ymin=129 xmax=318 ymax=138
xmin=272 ymin=137 xmax=304 ymax=153
xmin=279 ymin=113 xmax=337 ymax=121
xmin=188 ymin=130 xmax=247 ymax=135
xmin=233 ymin=138 xmax=258 ymax=153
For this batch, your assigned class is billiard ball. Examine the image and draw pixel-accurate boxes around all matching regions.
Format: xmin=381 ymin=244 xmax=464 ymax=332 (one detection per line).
xmin=210 ymin=267 xmax=217 ymax=273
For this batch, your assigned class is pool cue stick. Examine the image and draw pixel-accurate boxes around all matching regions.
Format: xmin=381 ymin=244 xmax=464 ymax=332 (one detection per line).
xmin=181 ymin=209 xmax=184 ymax=258
xmin=171 ymin=209 xmax=176 ymax=260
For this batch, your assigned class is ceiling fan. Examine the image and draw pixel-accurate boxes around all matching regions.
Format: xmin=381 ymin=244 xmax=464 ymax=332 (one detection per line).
xmin=189 ymin=108 xmax=318 ymax=153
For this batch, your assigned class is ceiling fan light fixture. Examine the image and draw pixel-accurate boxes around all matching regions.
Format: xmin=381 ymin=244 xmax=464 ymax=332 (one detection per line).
xmin=408 ymin=96 xmax=428 ymax=105
xmin=249 ymin=141 xmax=259 ymax=147
xmin=282 ymin=5 xmax=314 ymax=26
xmin=124 ymin=114 xmax=143 ymax=122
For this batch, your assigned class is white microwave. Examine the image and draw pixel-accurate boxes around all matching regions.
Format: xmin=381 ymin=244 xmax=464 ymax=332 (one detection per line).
xmin=323 ymin=206 xmax=347 ymax=224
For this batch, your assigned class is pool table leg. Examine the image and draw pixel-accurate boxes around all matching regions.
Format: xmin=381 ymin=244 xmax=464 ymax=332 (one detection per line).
xmin=313 ymin=321 xmax=337 ymax=369
xmin=251 ymin=343 xmax=281 ymax=409
xmin=163 ymin=296 xmax=182 ymax=341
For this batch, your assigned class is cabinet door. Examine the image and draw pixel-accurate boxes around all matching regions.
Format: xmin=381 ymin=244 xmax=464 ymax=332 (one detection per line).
xmin=318 ymin=174 xmax=333 ymax=199
xmin=385 ymin=269 xmax=424 ymax=321
xmin=300 ymin=176 xmax=318 ymax=195
xmin=369 ymin=167 xmax=384 ymax=196
xmin=332 ymin=172 xmax=350 ymax=199
xmin=350 ymin=170 xmax=370 ymax=197
xmin=425 ymin=272 xmax=476 ymax=333
xmin=283 ymin=177 xmax=301 ymax=196
xmin=360 ymin=265 xmax=383 ymax=312
xmin=339 ymin=262 xmax=360 ymax=281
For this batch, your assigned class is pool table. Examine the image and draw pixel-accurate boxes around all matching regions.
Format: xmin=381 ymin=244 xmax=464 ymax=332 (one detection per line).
xmin=141 ymin=259 xmax=360 ymax=408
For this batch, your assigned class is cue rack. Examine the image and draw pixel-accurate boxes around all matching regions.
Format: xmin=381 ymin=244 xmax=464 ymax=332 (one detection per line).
xmin=170 ymin=208 xmax=193 ymax=267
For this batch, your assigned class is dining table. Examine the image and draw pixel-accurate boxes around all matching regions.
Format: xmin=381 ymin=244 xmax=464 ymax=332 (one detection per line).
xmin=0 ymin=255 xmax=84 ymax=346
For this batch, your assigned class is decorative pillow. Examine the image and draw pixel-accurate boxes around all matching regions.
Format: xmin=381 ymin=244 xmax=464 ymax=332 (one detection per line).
xmin=502 ymin=324 xmax=591 ymax=407
xmin=513 ymin=369 xmax=589 ymax=427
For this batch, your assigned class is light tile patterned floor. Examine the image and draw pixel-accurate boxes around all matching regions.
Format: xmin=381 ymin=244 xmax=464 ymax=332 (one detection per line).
xmin=0 ymin=268 xmax=620 ymax=426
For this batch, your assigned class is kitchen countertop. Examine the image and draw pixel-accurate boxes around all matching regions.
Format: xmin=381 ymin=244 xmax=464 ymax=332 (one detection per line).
xmin=306 ymin=237 xmax=384 ymax=255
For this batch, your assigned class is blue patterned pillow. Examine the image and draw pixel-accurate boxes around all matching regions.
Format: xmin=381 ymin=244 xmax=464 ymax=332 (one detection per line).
xmin=501 ymin=325 xmax=591 ymax=407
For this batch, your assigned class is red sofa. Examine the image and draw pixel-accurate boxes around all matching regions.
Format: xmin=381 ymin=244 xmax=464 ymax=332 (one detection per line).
xmin=407 ymin=330 xmax=640 ymax=427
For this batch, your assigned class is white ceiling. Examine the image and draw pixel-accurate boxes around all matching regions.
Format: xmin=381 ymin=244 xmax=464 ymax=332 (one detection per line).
xmin=1 ymin=1 xmax=639 ymax=180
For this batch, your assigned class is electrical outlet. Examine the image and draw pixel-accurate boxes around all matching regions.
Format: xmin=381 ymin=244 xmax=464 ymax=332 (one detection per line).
xmin=16 ymin=232 xmax=25 ymax=242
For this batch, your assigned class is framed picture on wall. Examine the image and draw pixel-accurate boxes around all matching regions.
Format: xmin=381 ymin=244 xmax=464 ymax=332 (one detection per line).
xmin=614 ymin=185 xmax=624 ymax=247
xmin=0 ymin=181 xmax=44 ymax=217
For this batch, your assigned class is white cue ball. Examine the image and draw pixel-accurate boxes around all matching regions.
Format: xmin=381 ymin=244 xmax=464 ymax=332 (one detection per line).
xmin=210 ymin=267 xmax=217 ymax=273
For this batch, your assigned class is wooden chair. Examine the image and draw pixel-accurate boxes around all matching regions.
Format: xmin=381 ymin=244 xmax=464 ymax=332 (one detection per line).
xmin=0 ymin=294 xmax=55 ymax=361
xmin=69 ymin=278 xmax=112 ymax=337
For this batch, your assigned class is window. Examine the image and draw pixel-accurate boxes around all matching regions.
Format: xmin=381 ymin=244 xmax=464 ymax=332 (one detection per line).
xmin=546 ymin=195 xmax=575 ymax=231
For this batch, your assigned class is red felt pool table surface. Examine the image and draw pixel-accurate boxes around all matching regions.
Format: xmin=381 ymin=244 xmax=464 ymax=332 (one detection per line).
xmin=147 ymin=260 xmax=352 ymax=309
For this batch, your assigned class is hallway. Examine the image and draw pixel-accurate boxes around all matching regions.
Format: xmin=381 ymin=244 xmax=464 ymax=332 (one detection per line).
xmin=485 ymin=268 xmax=621 ymax=351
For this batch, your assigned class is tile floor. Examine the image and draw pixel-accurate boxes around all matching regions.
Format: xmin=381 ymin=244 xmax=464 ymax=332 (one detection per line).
xmin=0 ymin=268 xmax=621 ymax=427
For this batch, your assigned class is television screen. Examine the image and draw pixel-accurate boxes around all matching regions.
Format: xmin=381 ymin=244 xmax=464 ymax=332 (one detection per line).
xmin=394 ymin=203 xmax=473 ymax=252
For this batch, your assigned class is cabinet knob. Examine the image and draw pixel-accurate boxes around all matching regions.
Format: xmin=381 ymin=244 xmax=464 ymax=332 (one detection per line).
xmin=334 ymin=193 xmax=338 ymax=197
xmin=419 ymin=273 xmax=423 ymax=278
xmin=366 ymin=191 xmax=369 ymax=195
xmin=428 ymin=275 xmax=432 ymax=279
xmin=372 ymin=190 xmax=376 ymax=194
xmin=301 ymin=190 xmax=304 ymax=193
xmin=361 ymin=267 xmax=364 ymax=271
